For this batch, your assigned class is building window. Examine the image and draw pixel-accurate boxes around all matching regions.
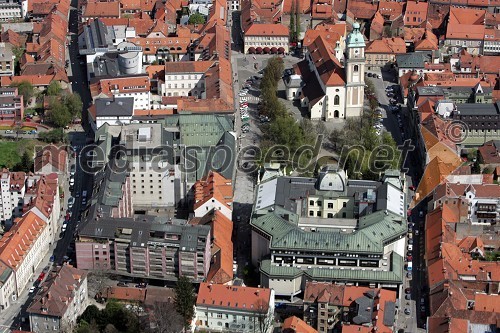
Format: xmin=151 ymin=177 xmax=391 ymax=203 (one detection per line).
xmin=343 ymin=202 xmax=347 ymax=207
xmin=317 ymin=211 xmax=321 ymax=217
xmin=334 ymin=95 xmax=340 ymax=105
xmin=327 ymin=213 xmax=333 ymax=218
xmin=309 ymin=211 xmax=314 ymax=216
xmin=354 ymin=65 xmax=359 ymax=72
xmin=309 ymin=200 xmax=314 ymax=206
xmin=328 ymin=203 xmax=333 ymax=209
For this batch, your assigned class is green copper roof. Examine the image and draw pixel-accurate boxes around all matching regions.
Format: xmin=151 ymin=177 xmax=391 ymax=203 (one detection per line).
xmin=251 ymin=210 xmax=406 ymax=254
xmin=260 ymin=252 xmax=403 ymax=283
xmin=346 ymin=23 xmax=366 ymax=48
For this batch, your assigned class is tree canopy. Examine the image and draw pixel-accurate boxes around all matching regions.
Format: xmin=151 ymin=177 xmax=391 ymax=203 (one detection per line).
xmin=76 ymin=301 xmax=140 ymax=333
xmin=47 ymin=81 xmax=62 ymax=96
xmin=47 ymin=93 xmax=83 ymax=128
xmin=174 ymin=276 xmax=196 ymax=331
xmin=188 ymin=12 xmax=206 ymax=25
xmin=10 ymin=81 xmax=34 ymax=106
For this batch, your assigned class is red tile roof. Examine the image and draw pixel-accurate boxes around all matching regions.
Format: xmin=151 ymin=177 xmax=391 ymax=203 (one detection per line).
xmin=478 ymin=140 xmax=500 ymax=165
xmin=83 ymin=1 xmax=121 ymax=18
xmin=302 ymin=22 xmax=346 ymax=49
xmin=191 ymin=211 xmax=233 ymax=285
xmin=193 ymin=171 xmax=233 ymax=211
xmin=89 ymin=75 xmax=150 ymax=98
xmin=404 ymin=1 xmax=428 ymax=27
xmin=103 ymin=286 xmax=146 ymax=302
xmin=347 ymin=0 xmax=377 ymax=19
xmin=197 ymin=283 xmax=272 ymax=312
xmin=27 ymin=265 xmax=87 ymax=318
xmin=0 ymin=212 xmax=47 ymax=270
xmin=282 ymin=316 xmax=318 ymax=333
xmin=365 ymin=37 xmax=406 ymax=54
xmin=245 ymin=23 xmax=289 ymax=36
xmin=377 ymin=0 xmax=404 ymax=21
xmin=446 ymin=7 xmax=486 ymax=40
xmin=307 ymin=35 xmax=345 ymax=87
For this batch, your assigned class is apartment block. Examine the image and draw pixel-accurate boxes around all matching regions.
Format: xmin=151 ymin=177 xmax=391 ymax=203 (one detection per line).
xmin=0 ymin=259 xmax=15 ymax=311
xmin=0 ymin=42 xmax=15 ymax=76
xmin=0 ymin=170 xmax=26 ymax=227
xmin=251 ymin=168 xmax=408 ymax=300
xmin=303 ymin=282 xmax=397 ymax=333
xmin=0 ymin=211 xmax=50 ymax=296
xmin=194 ymin=283 xmax=275 ymax=333
xmin=0 ymin=0 xmax=22 ymax=22
xmin=28 ymin=265 xmax=88 ymax=333
xmin=0 ymin=87 xmax=23 ymax=121
xmin=76 ymin=216 xmax=211 ymax=282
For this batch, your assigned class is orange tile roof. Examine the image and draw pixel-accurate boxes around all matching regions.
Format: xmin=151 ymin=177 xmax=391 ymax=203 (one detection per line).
xmin=83 ymin=1 xmax=121 ymax=18
xmin=404 ymin=1 xmax=428 ymax=27
xmin=164 ymin=61 xmax=214 ymax=74
xmin=197 ymin=283 xmax=272 ymax=312
xmin=282 ymin=0 xmax=310 ymax=13
xmin=304 ymin=281 xmax=344 ymax=305
xmin=377 ymin=0 xmax=403 ymax=21
xmin=0 ymin=29 xmax=22 ymax=48
xmin=197 ymin=211 xmax=233 ymax=284
xmin=370 ymin=11 xmax=385 ymax=37
xmin=1 ymin=73 xmax=69 ymax=87
xmin=365 ymin=37 xmax=406 ymax=54
xmin=311 ymin=0 xmax=333 ymax=20
xmin=145 ymin=65 xmax=164 ymax=79
xmin=413 ymin=154 xmax=461 ymax=206
xmin=103 ymin=286 xmax=146 ymax=301
xmin=245 ymin=23 xmax=289 ymax=36
xmin=474 ymin=294 xmax=500 ymax=313
xmin=193 ymin=170 xmax=233 ymax=211
xmin=89 ymin=75 xmax=150 ymax=98
xmin=347 ymin=0 xmax=377 ymax=20
xmin=307 ymin=35 xmax=345 ymax=87
xmin=0 ymin=212 xmax=47 ymax=270
xmin=282 ymin=316 xmax=318 ymax=333
xmin=302 ymin=22 xmax=346 ymax=49
xmin=415 ymin=30 xmax=439 ymax=51
xmin=446 ymin=7 xmax=486 ymax=40
xmin=128 ymin=36 xmax=191 ymax=54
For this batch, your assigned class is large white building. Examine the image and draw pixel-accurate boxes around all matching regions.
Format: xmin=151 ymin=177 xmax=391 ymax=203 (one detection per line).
xmin=251 ymin=168 xmax=408 ymax=301
xmin=286 ymin=22 xmax=365 ymax=121
xmin=0 ymin=260 xmax=16 ymax=311
xmin=0 ymin=212 xmax=50 ymax=296
xmin=0 ymin=170 xmax=26 ymax=228
xmin=194 ymin=283 xmax=275 ymax=333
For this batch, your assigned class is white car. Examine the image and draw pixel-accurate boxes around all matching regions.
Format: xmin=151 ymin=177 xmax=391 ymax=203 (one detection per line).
xmin=238 ymin=92 xmax=247 ymax=97
xmin=29 ymin=287 xmax=36 ymax=294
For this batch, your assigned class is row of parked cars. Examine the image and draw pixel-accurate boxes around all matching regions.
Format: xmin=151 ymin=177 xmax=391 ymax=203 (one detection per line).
xmin=4 ymin=129 xmax=37 ymax=134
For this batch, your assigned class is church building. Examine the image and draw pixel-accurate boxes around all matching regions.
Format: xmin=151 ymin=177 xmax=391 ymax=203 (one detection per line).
xmin=286 ymin=22 xmax=366 ymax=121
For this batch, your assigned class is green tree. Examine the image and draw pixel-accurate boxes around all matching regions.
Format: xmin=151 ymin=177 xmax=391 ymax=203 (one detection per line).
xmin=14 ymin=151 xmax=33 ymax=173
xmin=47 ymin=81 xmax=62 ymax=96
xmin=295 ymin=4 xmax=300 ymax=40
xmin=188 ymin=12 xmax=206 ymax=25
xmin=49 ymin=99 xmax=72 ymax=128
xmin=12 ymin=46 xmax=25 ymax=75
xmin=64 ymin=93 xmax=83 ymax=119
xmin=38 ymin=128 xmax=67 ymax=143
xmin=10 ymin=81 xmax=34 ymax=106
xmin=174 ymin=276 xmax=196 ymax=332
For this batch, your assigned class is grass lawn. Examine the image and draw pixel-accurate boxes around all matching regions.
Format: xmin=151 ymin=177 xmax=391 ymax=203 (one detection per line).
xmin=0 ymin=139 xmax=40 ymax=169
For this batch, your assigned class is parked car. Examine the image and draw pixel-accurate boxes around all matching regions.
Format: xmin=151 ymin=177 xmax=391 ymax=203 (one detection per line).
xmin=405 ymin=288 xmax=411 ymax=294
xmin=117 ymin=282 xmax=128 ymax=287
xmin=404 ymin=308 xmax=411 ymax=315
xmin=29 ymin=287 xmax=36 ymax=294
xmin=68 ymin=197 xmax=75 ymax=209
xmin=5 ymin=130 xmax=14 ymax=134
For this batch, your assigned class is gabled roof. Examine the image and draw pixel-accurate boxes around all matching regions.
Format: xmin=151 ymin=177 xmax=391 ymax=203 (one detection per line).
xmin=377 ymin=0 xmax=403 ymax=21
xmin=366 ymin=37 xmax=406 ymax=54
xmin=446 ymin=7 xmax=486 ymax=40
xmin=245 ymin=23 xmax=289 ymax=36
xmin=197 ymin=283 xmax=272 ymax=312
xmin=193 ymin=171 xmax=233 ymax=210
xmin=0 ymin=212 xmax=47 ymax=270
xmin=27 ymin=265 xmax=87 ymax=318
xmin=302 ymin=22 xmax=346 ymax=49
xmin=282 ymin=316 xmax=318 ymax=333
xmin=347 ymin=0 xmax=377 ymax=20
xmin=307 ymin=35 xmax=345 ymax=87
xmin=83 ymin=1 xmax=121 ymax=18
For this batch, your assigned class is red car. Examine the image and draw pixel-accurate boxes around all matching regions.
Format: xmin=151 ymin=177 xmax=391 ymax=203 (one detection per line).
xmin=409 ymin=186 xmax=416 ymax=191
xmin=37 ymin=272 xmax=45 ymax=282
xmin=407 ymin=256 xmax=413 ymax=261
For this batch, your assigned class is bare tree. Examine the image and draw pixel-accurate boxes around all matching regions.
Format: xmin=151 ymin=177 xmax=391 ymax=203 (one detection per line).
xmin=149 ymin=301 xmax=184 ymax=333
xmin=87 ymin=269 xmax=110 ymax=299
xmin=252 ymin=299 xmax=274 ymax=333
